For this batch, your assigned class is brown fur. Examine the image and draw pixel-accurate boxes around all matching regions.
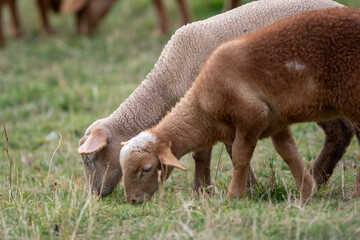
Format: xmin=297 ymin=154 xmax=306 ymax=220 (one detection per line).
xmin=121 ymin=7 xmax=360 ymax=204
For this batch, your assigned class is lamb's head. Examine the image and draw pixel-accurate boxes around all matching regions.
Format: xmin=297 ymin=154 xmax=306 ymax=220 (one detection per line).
xmin=78 ymin=122 xmax=123 ymax=197
xmin=120 ymin=131 xmax=187 ymax=204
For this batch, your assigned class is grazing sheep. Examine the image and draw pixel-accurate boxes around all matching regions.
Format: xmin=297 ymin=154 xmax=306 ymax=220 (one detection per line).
xmin=120 ymin=7 xmax=360 ymax=204
xmin=79 ymin=0 xmax=349 ymax=197
xmin=61 ymin=0 xmax=191 ymax=35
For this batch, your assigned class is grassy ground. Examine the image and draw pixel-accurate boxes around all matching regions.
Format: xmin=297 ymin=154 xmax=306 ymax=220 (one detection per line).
xmin=1 ymin=0 xmax=360 ymax=239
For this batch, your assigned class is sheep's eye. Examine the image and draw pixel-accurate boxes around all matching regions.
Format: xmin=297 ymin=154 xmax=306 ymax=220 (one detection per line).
xmin=143 ymin=167 xmax=152 ymax=173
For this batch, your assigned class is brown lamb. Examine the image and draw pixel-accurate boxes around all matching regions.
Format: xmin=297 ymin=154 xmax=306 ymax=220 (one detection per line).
xmin=120 ymin=7 xmax=360 ymax=204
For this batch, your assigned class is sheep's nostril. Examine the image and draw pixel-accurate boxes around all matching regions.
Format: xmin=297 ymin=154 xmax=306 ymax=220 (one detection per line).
xmin=130 ymin=199 xmax=136 ymax=204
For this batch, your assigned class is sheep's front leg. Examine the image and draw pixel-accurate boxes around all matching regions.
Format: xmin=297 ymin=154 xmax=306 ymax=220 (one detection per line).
xmin=271 ymin=127 xmax=316 ymax=202
xmin=227 ymin=129 xmax=258 ymax=199
xmin=192 ymin=148 xmax=212 ymax=192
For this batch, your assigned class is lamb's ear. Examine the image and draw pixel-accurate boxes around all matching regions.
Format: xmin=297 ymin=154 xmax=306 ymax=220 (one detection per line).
xmin=78 ymin=127 xmax=110 ymax=154
xmin=61 ymin=0 xmax=88 ymax=14
xmin=120 ymin=140 xmax=130 ymax=146
xmin=158 ymin=142 xmax=187 ymax=171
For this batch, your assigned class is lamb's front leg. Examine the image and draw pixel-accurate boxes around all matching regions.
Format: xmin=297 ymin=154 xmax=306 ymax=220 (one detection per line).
xmin=271 ymin=127 xmax=316 ymax=203
xmin=227 ymin=129 xmax=258 ymax=199
xmin=225 ymin=144 xmax=257 ymax=187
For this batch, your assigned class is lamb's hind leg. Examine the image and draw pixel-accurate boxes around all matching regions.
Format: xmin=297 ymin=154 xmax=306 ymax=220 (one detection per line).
xmin=193 ymin=148 xmax=212 ymax=192
xmin=271 ymin=127 xmax=316 ymax=203
xmin=310 ymin=118 xmax=355 ymax=186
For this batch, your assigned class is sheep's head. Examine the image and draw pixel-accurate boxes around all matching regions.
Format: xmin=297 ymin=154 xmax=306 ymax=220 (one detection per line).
xmin=120 ymin=131 xmax=186 ymax=204
xmin=78 ymin=123 xmax=122 ymax=197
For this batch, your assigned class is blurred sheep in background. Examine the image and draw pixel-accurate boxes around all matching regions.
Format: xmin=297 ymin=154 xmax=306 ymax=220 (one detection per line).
xmin=0 ymin=0 xmax=242 ymax=47
xmin=60 ymin=0 xmax=241 ymax=35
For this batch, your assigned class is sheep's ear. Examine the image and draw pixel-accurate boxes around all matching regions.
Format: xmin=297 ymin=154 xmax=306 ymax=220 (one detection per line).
xmin=158 ymin=142 xmax=187 ymax=171
xmin=78 ymin=127 xmax=110 ymax=154
xmin=120 ymin=140 xmax=130 ymax=146
xmin=61 ymin=0 xmax=88 ymax=14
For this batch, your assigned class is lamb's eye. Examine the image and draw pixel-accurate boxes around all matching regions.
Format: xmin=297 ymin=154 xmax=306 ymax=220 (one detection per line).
xmin=143 ymin=167 xmax=152 ymax=173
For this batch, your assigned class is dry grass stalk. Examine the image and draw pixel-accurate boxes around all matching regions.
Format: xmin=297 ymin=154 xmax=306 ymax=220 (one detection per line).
xmin=3 ymin=124 xmax=13 ymax=200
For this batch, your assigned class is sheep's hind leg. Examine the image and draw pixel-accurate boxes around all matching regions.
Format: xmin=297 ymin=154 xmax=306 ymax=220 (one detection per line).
xmin=271 ymin=127 xmax=316 ymax=203
xmin=310 ymin=118 xmax=355 ymax=187
xmin=193 ymin=148 xmax=212 ymax=193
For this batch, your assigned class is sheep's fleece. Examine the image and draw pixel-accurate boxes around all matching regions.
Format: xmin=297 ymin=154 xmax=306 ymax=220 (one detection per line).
xmin=79 ymin=0 xmax=343 ymax=196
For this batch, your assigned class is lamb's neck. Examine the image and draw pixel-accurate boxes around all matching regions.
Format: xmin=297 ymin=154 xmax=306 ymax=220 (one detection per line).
xmin=152 ymin=95 xmax=216 ymax=159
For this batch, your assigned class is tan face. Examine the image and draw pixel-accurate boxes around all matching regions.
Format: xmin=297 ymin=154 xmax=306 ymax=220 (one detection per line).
xmin=120 ymin=133 xmax=187 ymax=204
xmin=79 ymin=125 xmax=123 ymax=197
xmin=122 ymin=150 xmax=161 ymax=204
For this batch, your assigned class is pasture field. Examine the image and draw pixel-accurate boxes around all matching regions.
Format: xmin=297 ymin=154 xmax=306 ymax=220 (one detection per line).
xmin=1 ymin=0 xmax=360 ymax=239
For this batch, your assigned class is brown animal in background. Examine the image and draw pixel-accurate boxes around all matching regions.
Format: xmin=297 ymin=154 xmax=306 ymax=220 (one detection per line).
xmin=0 ymin=0 xmax=62 ymax=47
xmin=61 ymin=0 xmax=191 ymax=35
xmin=0 ymin=0 xmax=23 ymax=46
xmin=120 ymin=7 xmax=360 ymax=204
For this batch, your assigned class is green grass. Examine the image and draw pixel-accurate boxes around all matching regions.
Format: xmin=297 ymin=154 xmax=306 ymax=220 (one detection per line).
xmin=1 ymin=0 xmax=360 ymax=239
